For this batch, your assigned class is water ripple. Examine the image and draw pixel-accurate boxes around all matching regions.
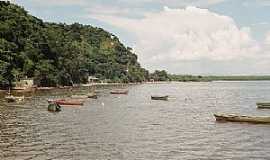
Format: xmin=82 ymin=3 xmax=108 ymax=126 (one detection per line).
xmin=1 ymin=82 xmax=270 ymax=159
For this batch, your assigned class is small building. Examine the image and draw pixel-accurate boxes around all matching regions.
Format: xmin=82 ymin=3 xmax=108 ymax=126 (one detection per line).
xmin=14 ymin=78 xmax=34 ymax=90
xmin=88 ymin=76 xmax=99 ymax=83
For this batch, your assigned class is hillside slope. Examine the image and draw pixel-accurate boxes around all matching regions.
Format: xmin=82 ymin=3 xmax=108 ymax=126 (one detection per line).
xmin=0 ymin=1 xmax=149 ymax=87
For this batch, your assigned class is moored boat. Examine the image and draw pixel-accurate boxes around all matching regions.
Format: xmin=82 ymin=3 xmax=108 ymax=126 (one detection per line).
xmin=71 ymin=92 xmax=97 ymax=99
xmin=110 ymin=89 xmax=128 ymax=94
xmin=13 ymin=87 xmax=37 ymax=93
xmin=151 ymin=95 xmax=169 ymax=101
xmin=58 ymin=86 xmax=72 ymax=89
xmin=48 ymin=99 xmax=84 ymax=106
xmin=48 ymin=102 xmax=61 ymax=112
xmin=5 ymin=95 xmax=25 ymax=103
xmin=37 ymin=87 xmax=55 ymax=90
xmin=256 ymin=102 xmax=270 ymax=109
xmin=87 ymin=92 xmax=98 ymax=99
xmin=214 ymin=113 xmax=270 ymax=124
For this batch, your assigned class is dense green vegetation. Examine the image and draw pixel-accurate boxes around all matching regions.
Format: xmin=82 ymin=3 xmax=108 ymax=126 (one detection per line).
xmin=205 ymin=75 xmax=270 ymax=81
xmin=150 ymin=70 xmax=170 ymax=81
xmin=169 ymin=74 xmax=206 ymax=82
xmin=169 ymin=75 xmax=270 ymax=82
xmin=0 ymin=1 xmax=149 ymax=88
xmin=1 ymin=1 xmax=270 ymax=89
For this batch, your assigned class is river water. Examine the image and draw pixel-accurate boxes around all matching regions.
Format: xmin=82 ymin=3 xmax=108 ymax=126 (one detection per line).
xmin=1 ymin=82 xmax=270 ymax=160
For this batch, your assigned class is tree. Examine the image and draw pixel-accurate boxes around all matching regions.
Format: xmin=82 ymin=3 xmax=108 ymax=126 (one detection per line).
xmin=150 ymin=70 xmax=170 ymax=81
xmin=0 ymin=1 xmax=150 ymax=87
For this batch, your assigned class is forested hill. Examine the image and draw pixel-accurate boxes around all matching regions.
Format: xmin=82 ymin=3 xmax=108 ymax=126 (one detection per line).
xmin=0 ymin=1 xmax=149 ymax=87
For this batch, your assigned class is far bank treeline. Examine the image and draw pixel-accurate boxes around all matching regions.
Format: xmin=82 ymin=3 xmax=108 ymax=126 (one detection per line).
xmin=2 ymin=2 xmax=270 ymax=89
xmin=0 ymin=1 xmax=150 ymax=88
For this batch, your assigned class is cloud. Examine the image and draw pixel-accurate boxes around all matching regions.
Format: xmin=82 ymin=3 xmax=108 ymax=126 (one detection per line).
xmin=155 ymin=0 xmax=226 ymax=7
xmin=84 ymin=5 xmax=146 ymax=19
xmin=261 ymin=31 xmax=270 ymax=58
xmin=83 ymin=0 xmax=226 ymax=18
xmin=8 ymin=0 xmax=270 ymax=74
xmin=265 ymin=31 xmax=270 ymax=44
xmin=91 ymin=6 xmax=261 ymax=71
xmin=251 ymin=22 xmax=269 ymax=26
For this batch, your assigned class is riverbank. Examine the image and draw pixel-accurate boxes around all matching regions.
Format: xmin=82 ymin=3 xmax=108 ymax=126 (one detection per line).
xmin=2 ymin=78 xmax=270 ymax=93
xmin=0 ymin=82 xmax=141 ymax=98
xmin=169 ymin=75 xmax=270 ymax=82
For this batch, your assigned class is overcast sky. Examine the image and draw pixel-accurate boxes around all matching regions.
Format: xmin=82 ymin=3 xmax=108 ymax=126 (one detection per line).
xmin=8 ymin=0 xmax=270 ymax=75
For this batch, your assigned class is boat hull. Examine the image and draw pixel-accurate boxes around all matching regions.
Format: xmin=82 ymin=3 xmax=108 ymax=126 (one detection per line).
xmin=71 ymin=93 xmax=97 ymax=99
xmin=110 ymin=90 xmax=128 ymax=94
xmin=257 ymin=103 xmax=270 ymax=109
xmin=5 ymin=96 xmax=25 ymax=103
xmin=48 ymin=103 xmax=61 ymax=112
xmin=87 ymin=93 xmax=98 ymax=99
xmin=214 ymin=114 xmax=270 ymax=124
xmin=151 ymin=96 xmax=168 ymax=101
xmin=48 ymin=99 xmax=84 ymax=106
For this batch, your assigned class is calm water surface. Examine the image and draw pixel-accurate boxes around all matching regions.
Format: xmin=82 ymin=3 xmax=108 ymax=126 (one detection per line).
xmin=1 ymin=82 xmax=270 ymax=160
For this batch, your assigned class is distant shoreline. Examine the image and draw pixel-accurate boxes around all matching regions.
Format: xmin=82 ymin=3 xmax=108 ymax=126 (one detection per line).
xmin=1 ymin=79 xmax=270 ymax=93
xmin=169 ymin=75 xmax=270 ymax=82
xmin=0 ymin=82 xmax=139 ymax=92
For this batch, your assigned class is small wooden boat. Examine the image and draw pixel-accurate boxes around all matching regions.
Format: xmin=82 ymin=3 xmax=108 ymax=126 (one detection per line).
xmin=13 ymin=87 xmax=36 ymax=93
xmin=151 ymin=95 xmax=169 ymax=101
xmin=58 ymin=86 xmax=72 ymax=89
xmin=5 ymin=95 xmax=25 ymax=103
xmin=71 ymin=92 xmax=97 ymax=99
xmin=214 ymin=114 xmax=270 ymax=124
xmin=48 ymin=102 xmax=61 ymax=112
xmin=87 ymin=92 xmax=98 ymax=99
xmin=48 ymin=99 xmax=84 ymax=106
xmin=256 ymin=102 xmax=270 ymax=109
xmin=110 ymin=89 xmax=128 ymax=94
xmin=37 ymin=87 xmax=55 ymax=90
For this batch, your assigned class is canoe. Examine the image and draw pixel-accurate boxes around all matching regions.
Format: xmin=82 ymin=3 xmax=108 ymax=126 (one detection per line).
xmin=214 ymin=114 xmax=270 ymax=124
xmin=5 ymin=95 xmax=25 ymax=103
xmin=58 ymin=86 xmax=72 ymax=89
xmin=48 ymin=99 xmax=84 ymax=106
xmin=13 ymin=87 xmax=36 ymax=93
xmin=151 ymin=95 xmax=168 ymax=101
xmin=87 ymin=92 xmax=98 ymax=99
xmin=256 ymin=102 xmax=270 ymax=109
xmin=48 ymin=103 xmax=61 ymax=112
xmin=37 ymin=87 xmax=55 ymax=90
xmin=71 ymin=93 xmax=97 ymax=99
xmin=110 ymin=89 xmax=128 ymax=94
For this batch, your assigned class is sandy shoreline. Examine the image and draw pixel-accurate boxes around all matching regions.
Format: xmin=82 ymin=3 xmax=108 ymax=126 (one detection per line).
xmin=0 ymin=81 xmax=174 ymax=93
